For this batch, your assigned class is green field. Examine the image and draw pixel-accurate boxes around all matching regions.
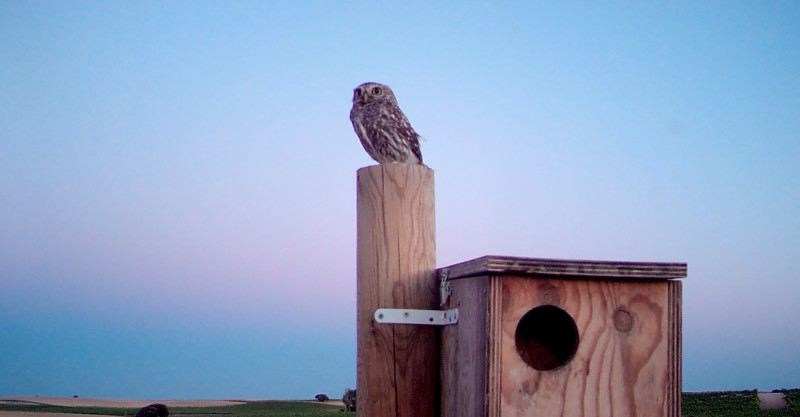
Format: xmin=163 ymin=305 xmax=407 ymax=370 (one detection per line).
xmin=2 ymin=389 xmax=799 ymax=417
xmin=681 ymin=389 xmax=799 ymax=417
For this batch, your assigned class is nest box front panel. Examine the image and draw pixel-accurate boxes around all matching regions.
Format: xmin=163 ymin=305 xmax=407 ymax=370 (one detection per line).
xmin=497 ymin=275 xmax=681 ymax=417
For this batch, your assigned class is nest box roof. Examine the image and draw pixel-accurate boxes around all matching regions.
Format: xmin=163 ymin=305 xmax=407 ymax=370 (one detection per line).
xmin=438 ymin=255 xmax=687 ymax=281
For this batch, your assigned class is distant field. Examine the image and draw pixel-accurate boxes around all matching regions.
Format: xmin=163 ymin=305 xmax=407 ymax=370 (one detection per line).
xmin=682 ymin=389 xmax=798 ymax=417
xmin=1 ymin=389 xmax=798 ymax=417
xmin=0 ymin=400 xmax=346 ymax=417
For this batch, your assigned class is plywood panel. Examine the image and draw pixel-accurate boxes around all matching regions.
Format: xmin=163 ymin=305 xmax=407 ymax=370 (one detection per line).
xmin=442 ymin=256 xmax=687 ymax=281
xmin=667 ymin=280 xmax=682 ymax=416
xmin=497 ymin=276 xmax=680 ymax=417
xmin=441 ymin=276 xmax=489 ymax=417
xmin=487 ymin=277 xmax=503 ymax=417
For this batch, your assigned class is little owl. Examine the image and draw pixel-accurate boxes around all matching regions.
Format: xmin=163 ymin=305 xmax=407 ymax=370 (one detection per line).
xmin=350 ymin=82 xmax=423 ymax=164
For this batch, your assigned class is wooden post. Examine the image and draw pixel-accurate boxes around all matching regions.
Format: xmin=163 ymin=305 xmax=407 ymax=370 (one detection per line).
xmin=357 ymin=164 xmax=437 ymax=417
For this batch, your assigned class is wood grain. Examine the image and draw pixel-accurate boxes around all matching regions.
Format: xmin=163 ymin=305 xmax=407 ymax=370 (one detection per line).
xmin=667 ymin=280 xmax=682 ymax=416
xmin=497 ymin=276 xmax=680 ymax=417
xmin=440 ymin=273 xmax=682 ymax=417
xmin=487 ymin=277 xmax=503 ymax=417
xmin=356 ymin=164 xmax=437 ymax=417
xmin=441 ymin=276 xmax=490 ymax=417
xmin=440 ymin=255 xmax=687 ymax=281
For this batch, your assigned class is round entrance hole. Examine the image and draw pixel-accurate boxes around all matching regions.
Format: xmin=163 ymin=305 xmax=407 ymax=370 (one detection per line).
xmin=514 ymin=305 xmax=579 ymax=371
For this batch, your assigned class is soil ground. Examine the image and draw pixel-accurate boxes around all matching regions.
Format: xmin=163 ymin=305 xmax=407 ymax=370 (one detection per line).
xmin=0 ymin=397 xmax=246 ymax=417
xmin=758 ymin=392 xmax=788 ymax=410
xmin=0 ymin=398 xmax=244 ymax=408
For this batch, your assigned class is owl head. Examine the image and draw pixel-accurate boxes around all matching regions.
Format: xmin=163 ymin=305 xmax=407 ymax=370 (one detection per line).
xmin=352 ymin=82 xmax=398 ymax=106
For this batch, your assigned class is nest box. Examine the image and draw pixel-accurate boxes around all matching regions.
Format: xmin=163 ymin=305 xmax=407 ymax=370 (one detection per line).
xmin=439 ymin=255 xmax=686 ymax=417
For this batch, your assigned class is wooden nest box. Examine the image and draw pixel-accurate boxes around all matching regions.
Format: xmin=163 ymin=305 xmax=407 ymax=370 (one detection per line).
xmin=438 ymin=255 xmax=686 ymax=417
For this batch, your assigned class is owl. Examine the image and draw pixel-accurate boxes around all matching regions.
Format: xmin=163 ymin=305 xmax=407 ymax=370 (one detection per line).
xmin=350 ymin=82 xmax=423 ymax=164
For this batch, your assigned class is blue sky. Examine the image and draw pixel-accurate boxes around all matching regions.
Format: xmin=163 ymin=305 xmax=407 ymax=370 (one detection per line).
xmin=1 ymin=1 xmax=798 ymax=399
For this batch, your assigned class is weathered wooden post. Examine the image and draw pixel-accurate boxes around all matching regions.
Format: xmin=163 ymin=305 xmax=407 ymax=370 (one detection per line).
xmin=356 ymin=164 xmax=438 ymax=417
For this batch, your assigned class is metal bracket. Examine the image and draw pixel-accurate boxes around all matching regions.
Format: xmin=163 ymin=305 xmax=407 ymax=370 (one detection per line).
xmin=439 ymin=268 xmax=452 ymax=307
xmin=374 ymin=308 xmax=458 ymax=326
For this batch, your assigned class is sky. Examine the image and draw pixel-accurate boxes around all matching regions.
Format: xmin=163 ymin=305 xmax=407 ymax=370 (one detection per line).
xmin=1 ymin=1 xmax=799 ymax=400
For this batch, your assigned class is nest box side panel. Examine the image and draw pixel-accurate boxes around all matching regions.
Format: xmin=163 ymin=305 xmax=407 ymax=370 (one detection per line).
xmin=498 ymin=276 xmax=681 ymax=417
xmin=666 ymin=280 xmax=682 ymax=417
xmin=441 ymin=276 xmax=490 ymax=417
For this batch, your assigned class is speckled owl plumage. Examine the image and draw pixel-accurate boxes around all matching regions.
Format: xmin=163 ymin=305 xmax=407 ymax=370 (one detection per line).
xmin=350 ymin=82 xmax=423 ymax=164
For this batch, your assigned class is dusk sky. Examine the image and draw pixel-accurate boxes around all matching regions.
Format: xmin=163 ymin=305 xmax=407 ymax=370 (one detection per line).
xmin=2 ymin=1 xmax=799 ymax=400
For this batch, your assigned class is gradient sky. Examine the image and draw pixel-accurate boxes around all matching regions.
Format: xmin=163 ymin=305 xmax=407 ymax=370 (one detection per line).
xmin=1 ymin=1 xmax=798 ymax=400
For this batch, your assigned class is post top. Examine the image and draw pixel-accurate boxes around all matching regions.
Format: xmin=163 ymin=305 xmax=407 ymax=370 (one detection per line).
xmin=438 ymin=255 xmax=686 ymax=281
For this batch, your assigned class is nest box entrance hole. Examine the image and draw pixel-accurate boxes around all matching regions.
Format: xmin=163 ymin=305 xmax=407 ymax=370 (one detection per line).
xmin=514 ymin=305 xmax=580 ymax=371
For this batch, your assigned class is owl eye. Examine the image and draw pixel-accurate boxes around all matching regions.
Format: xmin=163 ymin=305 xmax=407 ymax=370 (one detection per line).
xmin=371 ymin=87 xmax=382 ymax=96
xmin=354 ymin=88 xmax=362 ymax=97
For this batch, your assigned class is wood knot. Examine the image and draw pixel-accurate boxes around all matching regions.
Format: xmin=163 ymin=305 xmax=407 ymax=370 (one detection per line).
xmin=613 ymin=308 xmax=634 ymax=332
xmin=537 ymin=282 xmax=560 ymax=305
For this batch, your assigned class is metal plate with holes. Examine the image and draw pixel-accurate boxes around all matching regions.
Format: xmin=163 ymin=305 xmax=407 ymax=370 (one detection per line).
xmin=374 ymin=308 xmax=459 ymax=326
